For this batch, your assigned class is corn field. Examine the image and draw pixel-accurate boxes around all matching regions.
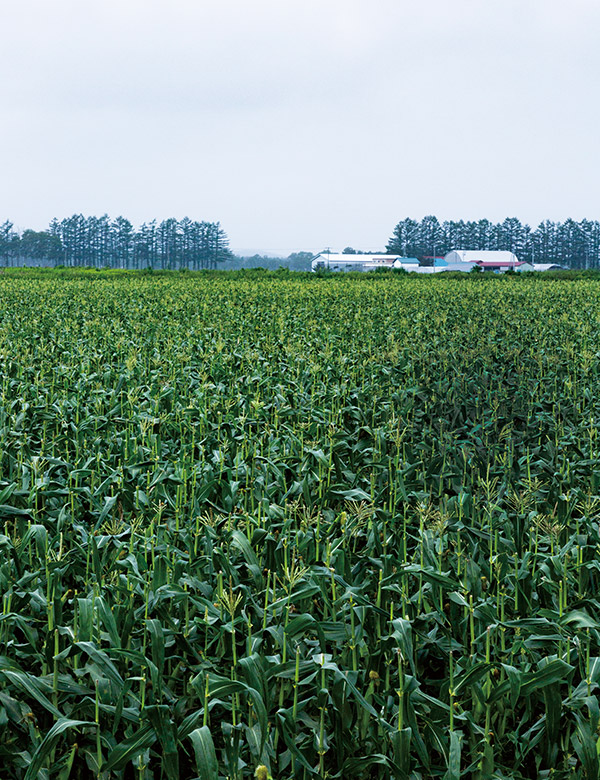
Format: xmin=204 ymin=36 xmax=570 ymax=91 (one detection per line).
xmin=1 ymin=271 xmax=600 ymax=779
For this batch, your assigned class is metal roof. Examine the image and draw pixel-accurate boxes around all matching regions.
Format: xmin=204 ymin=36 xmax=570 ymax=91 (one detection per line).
xmin=445 ymin=250 xmax=519 ymax=264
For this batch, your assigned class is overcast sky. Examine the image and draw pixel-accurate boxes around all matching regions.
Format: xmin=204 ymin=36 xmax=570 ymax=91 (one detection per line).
xmin=3 ymin=0 xmax=599 ymax=253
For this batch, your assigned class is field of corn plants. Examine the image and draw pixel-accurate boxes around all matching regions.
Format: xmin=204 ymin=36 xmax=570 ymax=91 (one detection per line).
xmin=1 ymin=271 xmax=600 ymax=779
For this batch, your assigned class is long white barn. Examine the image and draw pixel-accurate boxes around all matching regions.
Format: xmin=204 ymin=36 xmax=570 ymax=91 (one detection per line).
xmin=442 ymin=251 xmax=533 ymax=273
xmin=444 ymin=250 xmax=519 ymax=265
xmin=311 ymin=253 xmax=419 ymax=272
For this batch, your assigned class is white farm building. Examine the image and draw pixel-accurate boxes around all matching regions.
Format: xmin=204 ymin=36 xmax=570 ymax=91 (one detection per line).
xmin=311 ymin=253 xmax=419 ymax=272
xmin=444 ymin=250 xmax=519 ymax=265
xmin=527 ymin=263 xmax=566 ymax=272
xmin=440 ymin=251 xmax=535 ymax=273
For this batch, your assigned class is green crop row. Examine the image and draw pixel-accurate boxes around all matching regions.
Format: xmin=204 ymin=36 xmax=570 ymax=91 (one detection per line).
xmin=0 ymin=274 xmax=598 ymax=778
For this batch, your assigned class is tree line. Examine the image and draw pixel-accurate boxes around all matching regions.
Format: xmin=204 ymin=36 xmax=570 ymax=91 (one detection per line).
xmin=0 ymin=215 xmax=232 ymax=269
xmin=5 ymin=213 xmax=600 ymax=271
xmin=387 ymin=216 xmax=600 ymax=267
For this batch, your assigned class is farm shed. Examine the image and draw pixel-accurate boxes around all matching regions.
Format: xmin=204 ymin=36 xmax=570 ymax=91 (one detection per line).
xmin=445 ymin=250 xmax=519 ymax=265
xmin=527 ymin=263 xmax=566 ymax=272
xmin=478 ymin=261 xmax=534 ymax=273
xmin=391 ymin=257 xmax=421 ymax=271
xmin=444 ymin=250 xmax=535 ymax=273
xmin=439 ymin=262 xmax=478 ymax=272
xmin=311 ymin=253 xmax=414 ymax=272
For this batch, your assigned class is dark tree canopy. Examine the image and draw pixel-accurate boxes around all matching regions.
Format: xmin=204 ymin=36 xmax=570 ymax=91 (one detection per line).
xmin=387 ymin=216 xmax=600 ymax=268
xmin=0 ymin=215 xmax=233 ymax=270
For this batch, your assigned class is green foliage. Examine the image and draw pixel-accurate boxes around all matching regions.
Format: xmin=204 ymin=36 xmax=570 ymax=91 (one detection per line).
xmin=386 ymin=214 xmax=600 ymax=268
xmin=0 ymin=216 xmax=232 ymax=270
xmin=0 ymin=274 xmax=597 ymax=777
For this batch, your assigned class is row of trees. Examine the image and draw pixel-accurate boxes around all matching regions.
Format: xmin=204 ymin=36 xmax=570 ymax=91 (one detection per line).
xmin=0 ymin=216 xmax=232 ymax=269
xmin=6 ymin=213 xmax=600 ymax=271
xmin=387 ymin=216 xmax=600 ymax=268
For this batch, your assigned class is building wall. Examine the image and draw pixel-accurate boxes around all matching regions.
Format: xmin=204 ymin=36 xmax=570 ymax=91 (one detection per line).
xmin=445 ymin=250 xmax=519 ymax=264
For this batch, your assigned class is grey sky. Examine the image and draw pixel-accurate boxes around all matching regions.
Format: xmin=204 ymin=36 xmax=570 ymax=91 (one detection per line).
xmin=3 ymin=0 xmax=599 ymax=253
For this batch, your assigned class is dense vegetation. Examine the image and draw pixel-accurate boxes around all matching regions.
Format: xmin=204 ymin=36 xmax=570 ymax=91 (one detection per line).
xmin=0 ymin=271 xmax=599 ymax=778
xmin=6 ymin=213 xmax=600 ymax=271
xmin=387 ymin=215 xmax=600 ymax=268
xmin=0 ymin=217 xmax=232 ymax=270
